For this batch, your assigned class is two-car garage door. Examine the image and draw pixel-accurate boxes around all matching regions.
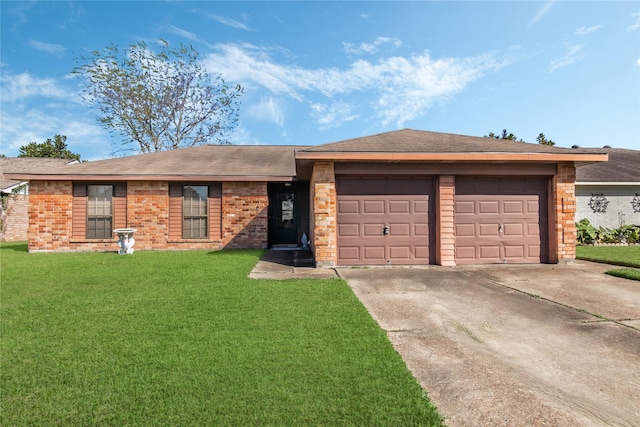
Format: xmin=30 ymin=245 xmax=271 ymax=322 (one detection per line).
xmin=335 ymin=176 xmax=548 ymax=266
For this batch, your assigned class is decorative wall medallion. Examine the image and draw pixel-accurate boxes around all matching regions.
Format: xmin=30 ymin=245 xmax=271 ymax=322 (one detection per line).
xmin=588 ymin=193 xmax=609 ymax=213
xmin=632 ymin=193 xmax=640 ymax=213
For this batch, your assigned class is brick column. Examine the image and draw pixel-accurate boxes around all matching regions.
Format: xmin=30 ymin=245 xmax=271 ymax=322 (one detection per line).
xmin=436 ymin=176 xmax=456 ymax=266
xmin=310 ymin=162 xmax=336 ymax=267
xmin=552 ymin=163 xmax=577 ymax=263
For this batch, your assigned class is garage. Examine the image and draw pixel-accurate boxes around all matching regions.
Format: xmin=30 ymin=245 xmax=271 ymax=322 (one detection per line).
xmin=455 ymin=177 xmax=549 ymax=264
xmin=336 ymin=176 xmax=435 ymax=265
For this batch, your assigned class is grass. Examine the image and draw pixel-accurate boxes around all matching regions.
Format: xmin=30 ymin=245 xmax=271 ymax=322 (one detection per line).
xmin=576 ymin=245 xmax=640 ymax=281
xmin=0 ymin=242 xmax=443 ymax=426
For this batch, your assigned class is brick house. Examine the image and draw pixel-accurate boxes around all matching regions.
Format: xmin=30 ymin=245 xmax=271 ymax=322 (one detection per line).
xmin=5 ymin=129 xmax=608 ymax=266
xmin=0 ymin=157 xmax=76 ymax=242
xmin=575 ymin=148 xmax=640 ymax=229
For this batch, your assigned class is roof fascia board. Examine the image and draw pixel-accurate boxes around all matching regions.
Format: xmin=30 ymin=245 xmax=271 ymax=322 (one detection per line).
xmin=576 ymin=182 xmax=640 ymax=186
xmin=294 ymin=152 xmax=609 ymax=163
xmin=3 ymin=174 xmax=296 ymax=182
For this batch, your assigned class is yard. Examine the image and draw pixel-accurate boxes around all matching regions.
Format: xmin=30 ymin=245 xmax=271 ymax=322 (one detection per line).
xmin=576 ymin=245 xmax=640 ymax=281
xmin=0 ymin=243 xmax=443 ymax=426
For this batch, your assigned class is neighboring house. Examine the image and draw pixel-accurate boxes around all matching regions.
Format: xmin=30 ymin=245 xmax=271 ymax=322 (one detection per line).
xmin=4 ymin=129 xmax=607 ymax=266
xmin=575 ymin=148 xmax=640 ymax=229
xmin=0 ymin=157 xmax=77 ymax=242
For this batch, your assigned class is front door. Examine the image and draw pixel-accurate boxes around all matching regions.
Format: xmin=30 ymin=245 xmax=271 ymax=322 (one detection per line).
xmin=269 ymin=187 xmax=298 ymax=246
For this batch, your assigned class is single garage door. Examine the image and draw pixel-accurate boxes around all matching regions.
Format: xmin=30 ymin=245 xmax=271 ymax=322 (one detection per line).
xmin=336 ymin=176 xmax=434 ymax=266
xmin=455 ymin=177 xmax=548 ymax=264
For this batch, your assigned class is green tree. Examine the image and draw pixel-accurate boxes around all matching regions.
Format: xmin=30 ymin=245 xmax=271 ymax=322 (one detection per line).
xmin=536 ymin=132 xmax=556 ymax=146
xmin=484 ymin=129 xmax=523 ymax=141
xmin=18 ymin=135 xmax=82 ymax=161
xmin=73 ymin=40 xmax=243 ymax=154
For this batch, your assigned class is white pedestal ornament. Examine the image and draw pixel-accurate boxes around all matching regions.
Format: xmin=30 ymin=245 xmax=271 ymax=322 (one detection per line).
xmin=113 ymin=228 xmax=137 ymax=254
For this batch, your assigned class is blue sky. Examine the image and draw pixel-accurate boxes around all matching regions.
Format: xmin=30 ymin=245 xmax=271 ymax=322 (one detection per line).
xmin=1 ymin=1 xmax=639 ymax=160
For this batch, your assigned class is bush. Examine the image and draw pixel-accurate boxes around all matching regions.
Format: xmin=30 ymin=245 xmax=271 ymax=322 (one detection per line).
xmin=576 ymin=219 xmax=640 ymax=245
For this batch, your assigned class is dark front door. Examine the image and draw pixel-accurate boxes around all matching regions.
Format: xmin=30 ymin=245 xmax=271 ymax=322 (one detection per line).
xmin=269 ymin=186 xmax=298 ymax=246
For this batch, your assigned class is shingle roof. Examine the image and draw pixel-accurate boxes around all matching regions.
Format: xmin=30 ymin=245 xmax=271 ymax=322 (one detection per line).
xmin=3 ymin=145 xmax=306 ymax=182
xmin=300 ymin=128 xmax=603 ymax=154
xmin=576 ymin=148 xmax=640 ymax=183
xmin=0 ymin=157 xmax=75 ymax=190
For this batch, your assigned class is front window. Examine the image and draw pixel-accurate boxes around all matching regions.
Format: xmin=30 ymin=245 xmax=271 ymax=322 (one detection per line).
xmin=183 ymin=185 xmax=208 ymax=238
xmin=87 ymin=185 xmax=113 ymax=239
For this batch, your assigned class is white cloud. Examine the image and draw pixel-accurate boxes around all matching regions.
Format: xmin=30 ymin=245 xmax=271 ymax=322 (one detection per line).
xmin=227 ymin=125 xmax=267 ymax=146
xmin=310 ymin=101 xmax=359 ymax=130
xmin=0 ymin=72 xmax=69 ymax=102
xmin=166 ymin=25 xmax=198 ymax=41
xmin=343 ymin=37 xmax=402 ymax=55
xmin=627 ymin=12 xmax=640 ymax=31
xmin=527 ymin=0 xmax=556 ymax=28
xmin=205 ymin=13 xmax=252 ymax=31
xmin=28 ymin=39 xmax=66 ymax=54
xmin=246 ymin=97 xmax=285 ymax=126
xmin=204 ymin=44 xmax=505 ymax=128
xmin=636 ymin=58 xmax=640 ymax=67
xmin=548 ymin=44 xmax=584 ymax=72
xmin=575 ymin=25 xmax=603 ymax=36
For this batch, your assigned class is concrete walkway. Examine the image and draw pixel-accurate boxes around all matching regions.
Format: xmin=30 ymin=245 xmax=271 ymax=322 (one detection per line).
xmin=249 ymin=249 xmax=338 ymax=280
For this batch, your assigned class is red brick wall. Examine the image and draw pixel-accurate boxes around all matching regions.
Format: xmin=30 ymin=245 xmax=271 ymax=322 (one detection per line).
xmin=26 ymin=180 xmax=269 ymax=252
xmin=1 ymin=193 xmax=28 ymax=242
xmin=552 ymin=163 xmax=577 ymax=262
xmin=222 ymin=182 xmax=268 ymax=249
xmin=310 ymin=162 xmax=337 ymax=267
xmin=28 ymin=181 xmax=74 ymax=251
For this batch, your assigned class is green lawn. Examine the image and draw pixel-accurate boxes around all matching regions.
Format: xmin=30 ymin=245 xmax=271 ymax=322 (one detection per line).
xmin=576 ymin=245 xmax=640 ymax=281
xmin=0 ymin=242 xmax=443 ymax=426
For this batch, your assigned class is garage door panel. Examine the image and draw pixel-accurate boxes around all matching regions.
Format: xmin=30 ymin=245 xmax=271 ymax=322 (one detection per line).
xmin=338 ymin=246 xmax=359 ymax=261
xmin=414 ymin=246 xmax=430 ymax=259
xmin=363 ymin=200 xmax=385 ymax=214
xmin=503 ymin=200 xmax=524 ymax=214
xmin=479 ymin=223 xmax=499 ymax=237
xmin=337 ymin=177 xmax=434 ymax=265
xmin=456 ymin=246 xmax=476 ymax=260
xmin=503 ymin=245 xmax=525 ymax=259
xmin=479 ymin=246 xmax=501 ymax=260
xmin=338 ymin=223 xmax=359 ymax=237
xmin=456 ymin=223 xmax=476 ymax=237
xmin=479 ymin=201 xmax=499 ymax=214
xmin=338 ymin=200 xmax=359 ymax=214
xmin=389 ymin=223 xmax=411 ymax=236
xmin=455 ymin=201 xmax=475 ymax=214
xmin=389 ymin=200 xmax=410 ymax=213
xmin=363 ymin=223 xmax=385 ymax=236
xmin=503 ymin=223 xmax=524 ymax=237
xmin=389 ymin=246 xmax=411 ymax=260
xmin=363 ymin=246 xmax=385 ymax=261
xmin=414 ymin=200 xmax=429 ymax=213
xmin=414 ymin=223 xmax=429 ymax=236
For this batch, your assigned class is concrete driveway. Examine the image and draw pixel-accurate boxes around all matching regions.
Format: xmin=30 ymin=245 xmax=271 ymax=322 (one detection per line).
xmin=338 ymin=261 xmax=640 ymax=427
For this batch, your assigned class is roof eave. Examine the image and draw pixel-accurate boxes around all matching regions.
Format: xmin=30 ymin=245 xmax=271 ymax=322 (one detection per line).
xmin=3 ymin=174 xmax=297 ymax=182
xmin=294 ymin=152 xmax=609 ymax=163
xmin=576 ymin=181 xmax=640 ymax=186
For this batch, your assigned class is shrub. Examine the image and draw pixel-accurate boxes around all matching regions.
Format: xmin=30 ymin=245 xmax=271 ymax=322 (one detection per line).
xmin=576 ymin=219 xmax=640 ymax=245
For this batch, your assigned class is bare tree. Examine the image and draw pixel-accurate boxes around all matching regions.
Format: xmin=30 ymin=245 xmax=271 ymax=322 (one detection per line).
xmin=74 ymin=40 xmax=243 ymax=154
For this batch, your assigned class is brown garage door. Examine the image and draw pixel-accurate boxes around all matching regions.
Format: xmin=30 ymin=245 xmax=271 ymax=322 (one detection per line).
xmin=336 ymin=177 xmax=434 ymax=266
xmin=455 ymin=177 xmax=548 ymax=264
